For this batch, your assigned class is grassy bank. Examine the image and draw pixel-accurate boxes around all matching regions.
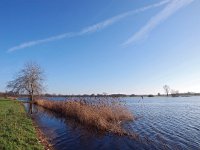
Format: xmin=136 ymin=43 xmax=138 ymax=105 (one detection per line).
xmin=0 ymin=98 xmax=44 ymax=150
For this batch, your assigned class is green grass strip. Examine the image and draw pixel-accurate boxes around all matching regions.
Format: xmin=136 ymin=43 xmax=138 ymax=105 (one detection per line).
xmin=0 ymin=98 xmax=44 ymax=150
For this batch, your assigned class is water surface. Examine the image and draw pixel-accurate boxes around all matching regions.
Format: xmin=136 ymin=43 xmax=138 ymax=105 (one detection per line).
xmin=24 ymin=97 xmax=200 ymax=150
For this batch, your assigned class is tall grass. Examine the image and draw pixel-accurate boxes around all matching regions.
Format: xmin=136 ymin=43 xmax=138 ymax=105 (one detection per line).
xmin=34 ymin=98 xmax=135 ymax=136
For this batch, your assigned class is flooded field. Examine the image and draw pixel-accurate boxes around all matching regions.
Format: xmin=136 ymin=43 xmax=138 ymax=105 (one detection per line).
xmin=23 ymin=96 xmax=200 ymax=150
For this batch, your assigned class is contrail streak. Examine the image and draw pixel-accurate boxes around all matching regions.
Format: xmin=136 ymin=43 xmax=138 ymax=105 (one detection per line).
xmin=8 ymin=0 xmax=170 ymax=52
xmin=122 ymin=0 xmax=194 ymax=46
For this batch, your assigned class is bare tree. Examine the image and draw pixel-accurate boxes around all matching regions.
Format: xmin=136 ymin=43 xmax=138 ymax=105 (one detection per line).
xmin=163 ymin=85 xmax=170 ymax=96
xmin=171 ymin=89 xmax=179 ymax=97
xmin=7 ymin=62 xmax=45 ymax=102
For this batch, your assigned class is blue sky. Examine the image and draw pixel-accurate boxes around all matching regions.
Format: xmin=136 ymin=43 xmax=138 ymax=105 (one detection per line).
xmin=0 ymin=0 xmax=200 ymax=95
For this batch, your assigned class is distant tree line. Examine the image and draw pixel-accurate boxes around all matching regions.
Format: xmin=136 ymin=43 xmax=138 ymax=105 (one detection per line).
xmin=2 ymin=91 xmax=200 ymax=99
xmin=3 ymin=62 xmax=200 ymax=100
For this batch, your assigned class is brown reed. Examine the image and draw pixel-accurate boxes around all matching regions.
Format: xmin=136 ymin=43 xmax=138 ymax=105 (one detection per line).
xmin=34 ymin=98 xmax=135 ymax=136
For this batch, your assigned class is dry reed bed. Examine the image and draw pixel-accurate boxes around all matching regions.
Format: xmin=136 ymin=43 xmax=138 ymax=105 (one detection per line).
xmin=34 ymin=98 xmax=135 ymax=136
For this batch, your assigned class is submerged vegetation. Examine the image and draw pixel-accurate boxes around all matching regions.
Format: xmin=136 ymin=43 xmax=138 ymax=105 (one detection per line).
xmin=0 ymin=98 xmax=44 ymax=150
xmin=34 ymin=98 xmax=136 ymax=136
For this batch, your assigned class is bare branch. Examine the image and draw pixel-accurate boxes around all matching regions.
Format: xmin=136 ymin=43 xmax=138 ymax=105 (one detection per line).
xmin=7 ymin=62 xmax=45 ymax=101
xmin=163 ymin=85 xmax=170 ymax=96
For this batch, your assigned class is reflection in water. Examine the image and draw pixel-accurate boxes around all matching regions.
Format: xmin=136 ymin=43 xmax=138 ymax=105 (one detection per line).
xmin=23 ymin=97 xmax=200 ymax=150
xmin=28 ymin=103 xmax=33 ymax=114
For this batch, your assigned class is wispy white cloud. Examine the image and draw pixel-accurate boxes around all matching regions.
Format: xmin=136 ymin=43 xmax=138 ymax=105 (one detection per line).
xmin=7 ymin=0 xmax=170 ymax=52
xmin=122 ymin=0 xmax=194 ymax=46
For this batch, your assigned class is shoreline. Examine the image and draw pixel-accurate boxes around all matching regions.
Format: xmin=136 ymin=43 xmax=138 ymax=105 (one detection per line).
xmin=32 ymin=120 xmax=54 ymax=150
xmin=0 ymin=98 xmax=44 ymax=149
xmin=20 ymin=100 xmax=54 ymax=150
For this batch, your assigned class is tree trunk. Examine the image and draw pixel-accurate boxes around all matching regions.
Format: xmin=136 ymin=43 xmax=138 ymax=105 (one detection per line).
xmin=31 ymin=94 xmax=34 ymax=102
xmin=29 ymin=94 xmax=34 ymax=114
xmin=29 ymin=103 xmax=33 ymax=114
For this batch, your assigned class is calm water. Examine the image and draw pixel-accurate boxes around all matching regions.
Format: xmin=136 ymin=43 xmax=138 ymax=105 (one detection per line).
xmin=23 ymin=97 xmax=200 ymax=150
